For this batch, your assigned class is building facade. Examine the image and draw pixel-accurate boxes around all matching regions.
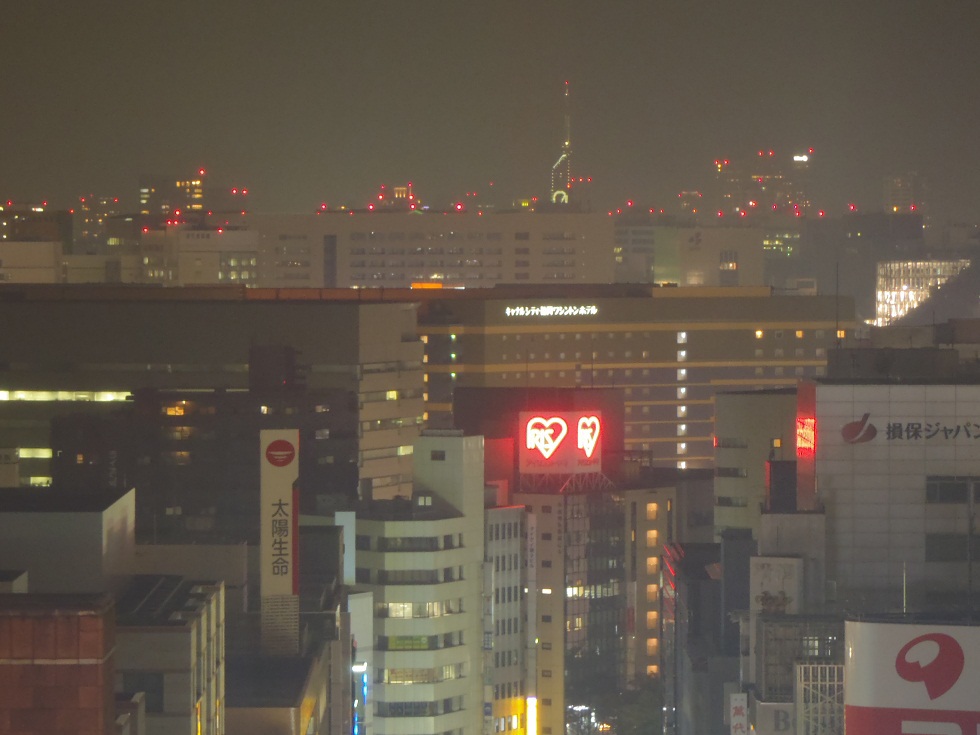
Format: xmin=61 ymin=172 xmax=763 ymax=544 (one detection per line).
xmin=355 ymin=433 xmax=485 ymax=735
xmin=419 ymin=285 xmax=852 ymax=468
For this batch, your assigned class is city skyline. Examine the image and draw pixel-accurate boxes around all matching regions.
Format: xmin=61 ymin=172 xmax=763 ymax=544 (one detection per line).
xmin=2 ymin=1 xmax=979 ymax=220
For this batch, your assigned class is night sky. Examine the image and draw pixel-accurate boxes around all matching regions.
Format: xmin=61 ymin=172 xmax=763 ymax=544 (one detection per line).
xmin=2 ymin=1 xmax=978 ymax=220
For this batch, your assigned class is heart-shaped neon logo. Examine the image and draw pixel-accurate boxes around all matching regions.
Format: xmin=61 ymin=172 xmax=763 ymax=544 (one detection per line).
xmin=577 ymin=416 xmax=601 ymax=458
xmin=526 ymin=416 xmax=568 ymax=459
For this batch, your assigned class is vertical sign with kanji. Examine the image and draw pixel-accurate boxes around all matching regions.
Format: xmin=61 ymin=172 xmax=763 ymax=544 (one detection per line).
xmin=730 ymin=693 xmax=748 ymax=735
xmin=260 ymin=429 xmax=299 ymax=597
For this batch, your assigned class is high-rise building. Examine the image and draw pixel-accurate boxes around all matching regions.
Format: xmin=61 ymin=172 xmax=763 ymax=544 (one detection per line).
xmin=418 ymin=285 xmax=852 ymax=468
xmin=0 ymin=287 xmax=424 ymax=509
xmin=75 ymin=195 xmax=122 ymax=251
xmin=874 ymin=258 xmax=971 ymax=326
xmin=484 ymin=505 xmax=529 ymax=735
xmin=139 ymin=169 xmax=208 ymax=225
xmin=882 ymin=172 xmax=924 ymax=215
xmin=355 ymin=432 xmax=485 ymax=735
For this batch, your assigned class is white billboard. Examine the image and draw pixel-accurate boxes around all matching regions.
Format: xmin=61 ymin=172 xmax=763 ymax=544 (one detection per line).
xmin=750 ymin=557 xmax=803 ymax=615
xmin=730 ymin=693 xmax=748 ymax=735
xmin=260 ymin=429 xmax=299 ymax=597
xmin=845 ymin=620 xmax=980 ymax=734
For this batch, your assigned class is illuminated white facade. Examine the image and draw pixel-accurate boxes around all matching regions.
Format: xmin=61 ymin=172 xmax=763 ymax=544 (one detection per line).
xmin=356 ymin=433 xmax=485 ymax=735
xmin=874 ymin=259 xmax=970 ymax=326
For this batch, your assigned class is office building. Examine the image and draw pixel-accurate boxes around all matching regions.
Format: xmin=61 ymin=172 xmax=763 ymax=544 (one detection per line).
xmin=484 ymin=505 xmax=529 ymax=735
xmin=874 ymin=258 xmax=971 ymax=326
xmin=114 ymin=575 xmax=225 ymax=735
xmin=355 ymin=432 xmax=485 ymax=735
xmin=245 ymin=209 xmax=615 ymax=288
xmin=0 ymin=592 xmax=117 ymax=735
xmin=75 ymin=195 xmax=122 ymax=251
xmin=0 ymin=286 xmax=424 ymax=507
xmin=712 ymin=389 xmax=799 ymax=539
xmin=0 ymin=488 xmax=135 ymax=594
xmin=797 ymin=379 xmax=980 ymax=609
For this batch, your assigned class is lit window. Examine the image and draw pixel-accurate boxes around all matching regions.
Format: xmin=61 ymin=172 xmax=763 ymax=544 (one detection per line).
xmin=677 ymin=331 xmax=687 ymax=344
xmin=677 ymin=369 xmax=687 ymax=381
xmin=795 ymin=330 xmax=804 ymax=338
xmin=646 ymin=502 xmax=658 ymax=520
xmin=646 ymin=638 xmax=659 ymax=656
xmin=837 ymin=329 xmax=846 ymax=339
xmin=755 ymin=330 xmax=764 ymax=339
xmin=772 ymin=438 xmax=782 ymax=448
xmin=677 ymin=350 xmax=687 ymax=362
xmin=645 ymin=529 xmax=658 ymax=547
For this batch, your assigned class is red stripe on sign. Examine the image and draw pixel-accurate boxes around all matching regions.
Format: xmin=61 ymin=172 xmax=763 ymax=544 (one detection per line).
xmin=292 ymin=486 xmax=300 ymax=595
xmin=845 ymin=704 xmax=980 ymax=734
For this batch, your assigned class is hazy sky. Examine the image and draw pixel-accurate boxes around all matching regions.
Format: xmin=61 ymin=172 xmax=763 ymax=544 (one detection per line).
xmin=2 ymin=1 xmax=978 ymax=220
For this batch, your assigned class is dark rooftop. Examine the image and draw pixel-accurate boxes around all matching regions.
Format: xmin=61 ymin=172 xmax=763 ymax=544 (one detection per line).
xmin=226 ymin=653 xmax=313 ymax=708
xmin=0 ymin=487 xmax=131 ymax=513
xmin=115 ymin=574 xmax=219 ymax=627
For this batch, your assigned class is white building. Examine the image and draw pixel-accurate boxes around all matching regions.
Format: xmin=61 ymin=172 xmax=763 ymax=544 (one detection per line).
xmin=355 ymin=432 xmax=485 ymax=735
xmin=484 ymin=505 xmax=528 ymax=735
xmin=799 ymin=380 xmax=980 ymax=609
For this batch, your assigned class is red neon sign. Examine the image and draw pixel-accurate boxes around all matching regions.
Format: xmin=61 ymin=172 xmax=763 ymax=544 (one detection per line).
xmin=577 ymin=415 xmax=600 ymax=458
xmin=796 ymin=417 xmax=816 ymax=457
xmin=526 ymin=416 xmax=569 ymax=458
xmin=520 ymin=412 xmax=602 ymax=475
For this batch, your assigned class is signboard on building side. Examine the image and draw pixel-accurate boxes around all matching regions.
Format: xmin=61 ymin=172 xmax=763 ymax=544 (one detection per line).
xmin=260 ymin=429 xmax=299 ymax=597
xmin=845 ymin=620 xmax=980 ymax=734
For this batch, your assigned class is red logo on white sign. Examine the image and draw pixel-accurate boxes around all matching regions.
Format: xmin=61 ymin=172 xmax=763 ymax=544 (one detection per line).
xmin=526 ymin=416 xmax=568 ymax=459
xmin=266 ymin=439 xmax=296 ymax=467
xmin=896 ymin=633 xmax=965 ymax=700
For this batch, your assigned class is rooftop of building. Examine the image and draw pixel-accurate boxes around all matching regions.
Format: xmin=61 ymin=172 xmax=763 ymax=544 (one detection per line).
xmin=0 ymin=282 xmax=786 ymax=305
xmin=356 ymin=492 xmax=463 ymax=521
xmin=0 ymin=487 xmax=131 ymax=513
xmin=225 ymin=653 xmax=316 ymax=709
xmin=0 ymin=592 xmax=114 ymax=617
xmin=115 ymin=574 xmax=219 ymax=628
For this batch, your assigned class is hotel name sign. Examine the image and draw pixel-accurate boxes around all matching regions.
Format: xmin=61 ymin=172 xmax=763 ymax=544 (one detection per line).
xmin=504 ymin=304 xmax=598 ymax=317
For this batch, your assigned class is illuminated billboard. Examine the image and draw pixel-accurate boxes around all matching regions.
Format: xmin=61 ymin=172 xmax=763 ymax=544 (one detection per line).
xmin=845 ymin=620 xmax=980 ymax=734
xmin=519 ymin=411 xmax=602 ymax=475
xmin=260 ymin=429 xmax=299 ymax=597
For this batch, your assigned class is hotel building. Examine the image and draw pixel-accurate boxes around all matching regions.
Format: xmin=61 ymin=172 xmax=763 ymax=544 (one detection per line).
xmin=418 ymin=285 xmax=853 ymax=468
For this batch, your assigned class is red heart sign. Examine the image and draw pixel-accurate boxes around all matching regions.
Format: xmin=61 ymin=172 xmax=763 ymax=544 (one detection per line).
xmin=526 ymin=417 xmax=569 ymax=459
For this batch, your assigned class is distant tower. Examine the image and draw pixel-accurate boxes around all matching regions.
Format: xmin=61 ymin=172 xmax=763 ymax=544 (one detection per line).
xmin=550 ymin=81 xmax=572 ymax=204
